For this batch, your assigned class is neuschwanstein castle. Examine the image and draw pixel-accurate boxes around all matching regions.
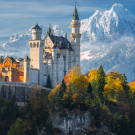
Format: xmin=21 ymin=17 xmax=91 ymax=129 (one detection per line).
xmin=0 ymin=5 xmax=81 ymax=88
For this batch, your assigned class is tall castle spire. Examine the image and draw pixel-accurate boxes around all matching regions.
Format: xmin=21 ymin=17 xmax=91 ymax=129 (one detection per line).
xmin=70 ymin=4 xmax=81 ymax=67
xmin=72 ymin=4 xmax=79 ymax=20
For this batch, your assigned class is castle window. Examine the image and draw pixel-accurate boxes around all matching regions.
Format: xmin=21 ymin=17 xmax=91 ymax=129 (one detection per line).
xmin=77 ymin=55 xmax=78 ymax=57
xmin=17 ymin=77 xmax=18 ymax=79
xmin=33 ymin=43 xmax=36 ymax=48
xmin=37 ymin=43 xmax=39 ymax=47
xmin=21 ymin=77 xmax=22 ymax=79
xmin=30 ymin=43 xmax=32 ymax=48
xmin=17 ymin=72 xmax=19 ymax=74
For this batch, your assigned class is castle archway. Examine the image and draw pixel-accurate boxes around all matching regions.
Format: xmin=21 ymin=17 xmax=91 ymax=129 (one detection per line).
xmin=5 ymin=76 xmax=9 ymax=82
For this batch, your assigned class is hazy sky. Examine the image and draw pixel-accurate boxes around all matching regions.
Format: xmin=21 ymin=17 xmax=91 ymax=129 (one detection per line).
xmin=0 ymin=0 xmax=135 ymax=44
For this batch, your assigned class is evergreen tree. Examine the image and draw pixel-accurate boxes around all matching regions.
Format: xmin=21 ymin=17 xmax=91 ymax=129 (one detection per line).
xmin=68 ymin=127 xmax=73 ymax=135
xmin=0 ymin=55 xmax=4 ymax=62
xmin=8 ymin=86 xmax=12 ymax=100
xmin=121 ymin=73 xmax=129 ymax=96
xmin=61 ymin=79 xmax=66 ymax=93
xmin=59 ymin=79 xmax=66 ymax=98
xmin=97 ymin=65 xmax=105 ymax=100
xmin=45 ymin=75 xmax=52 ymax=88
xmin=8 ymin=117 xmax=26 ymax=135
xmin=129 ymin=97 xmax=135 ymax=134
xmin=87 ymin=82 xmax=92 ymax=96
xmin=30 ymin=117 xmax=37 ymax=135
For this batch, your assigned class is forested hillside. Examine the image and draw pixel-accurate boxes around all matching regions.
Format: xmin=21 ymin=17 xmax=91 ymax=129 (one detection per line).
xmin=0 ymin=66 xmax=135 ymax=134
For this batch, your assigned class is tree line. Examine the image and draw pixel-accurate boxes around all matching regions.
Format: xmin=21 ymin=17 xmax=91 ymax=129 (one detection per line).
xmin=0 ymin=65 xmax=135 ymax=134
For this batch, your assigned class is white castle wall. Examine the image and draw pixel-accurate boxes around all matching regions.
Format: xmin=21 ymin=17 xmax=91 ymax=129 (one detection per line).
xmin=30 ymin=69 xmax=38 ymax=85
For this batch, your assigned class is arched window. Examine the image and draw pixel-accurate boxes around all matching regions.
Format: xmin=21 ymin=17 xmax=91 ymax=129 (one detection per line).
xmin=37 ymin=43 xmax=39 ymax=47
xmin=33 ymin=43 xmax=36 ymax=48
xmin=30 ymin=43 xmax=32 ymax=48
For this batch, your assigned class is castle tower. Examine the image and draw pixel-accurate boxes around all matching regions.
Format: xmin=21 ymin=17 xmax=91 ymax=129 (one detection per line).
xmin=24 ymin=56 xmax=30 ymax=82
xmin=51 ymin=41 xmax=57 ymax=87
xmin=29 ymin=24 xmax=44 ymax=86
xmin=70 ymin=4 xmax=81 ymax=66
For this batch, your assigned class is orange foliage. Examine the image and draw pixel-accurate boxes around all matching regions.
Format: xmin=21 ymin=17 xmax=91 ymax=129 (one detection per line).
xmin=72 ymin=93 xmax=79 ymax=102
xmin=64 ymin=66 xmax=82 ymax=87
xmin=129 ymin=80 xmax=135 ymax=93
xmin=104 ymin=85 xmax=111 ymax=93
xmin=93 ymin=125 xmax=97 ymax=131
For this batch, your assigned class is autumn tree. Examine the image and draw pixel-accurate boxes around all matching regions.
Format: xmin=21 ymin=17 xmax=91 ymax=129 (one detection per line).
xmin=104 ymin=71 xmax=124 ymax=102
xmin=64 ymin=65 xmax=82 ymax=87
xmin=88 ymin=69 xmax=98 ymax=82
xmin=97 ymin=65 xmax=105 ymax=100
xmin=129 ymin=80 xmax=135 ymax=98
xmin=48 ymin=84 xmax=61 ymax=105
xmin=72 ymin=75 xmax=89 ymax=102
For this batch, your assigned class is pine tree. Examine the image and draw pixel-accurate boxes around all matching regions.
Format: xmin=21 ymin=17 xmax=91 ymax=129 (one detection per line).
xmin=45 ymin=75 xmax=52 ymax=88
xmin=121 ymin=73 xmax=129 ymax=96
xmin=68 ymin=127 xmax=73 ymax=135
xmin=97 ymin=65 xmax=105 ymax=100
xmin=59 ymin=79 xmax=66 ymax=98
xmin=87 ymin=82 xmax=92 ymax=96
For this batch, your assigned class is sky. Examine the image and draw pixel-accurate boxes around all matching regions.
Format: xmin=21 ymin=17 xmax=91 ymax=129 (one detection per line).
xmin=0 ymin=0 xmax=135 ymax=44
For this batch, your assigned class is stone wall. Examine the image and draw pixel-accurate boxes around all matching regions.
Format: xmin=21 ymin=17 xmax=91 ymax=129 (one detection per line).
xmin=0 ymin=82 xmax=36 ymax=102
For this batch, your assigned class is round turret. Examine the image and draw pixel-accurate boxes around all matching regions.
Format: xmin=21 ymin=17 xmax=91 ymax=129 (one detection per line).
xmin=32 ymin=24 xmax=42 ymax=40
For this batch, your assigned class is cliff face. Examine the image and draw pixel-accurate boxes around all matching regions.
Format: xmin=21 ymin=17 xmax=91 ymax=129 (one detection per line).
xmin=48 ymin=111 xmax=115 ymax=135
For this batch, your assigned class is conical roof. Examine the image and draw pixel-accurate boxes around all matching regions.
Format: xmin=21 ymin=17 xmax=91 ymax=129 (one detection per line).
xmin=32 ymin=24 xmax=41 ymax=29
xmin=72 ymin=5 xmax=79 ymax=20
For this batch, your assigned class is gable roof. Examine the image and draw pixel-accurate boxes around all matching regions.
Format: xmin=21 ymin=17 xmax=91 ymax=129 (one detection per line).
xmin=9 ymin=57 xmax=16 ymax=63
xmin=32 ymin=24 xmax=42 ymax=30
xmin=45 ymin=34 xmax=74 ymax=52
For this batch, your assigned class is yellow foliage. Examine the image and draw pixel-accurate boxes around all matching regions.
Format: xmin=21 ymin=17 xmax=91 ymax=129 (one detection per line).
xmin=63 ymin=93 xmax=69 ymax=100
xmin=48 ymin=84 xmax=61 ymax=101
xmin=104 ymin=71 xmax=124 ymax=101
xmin=88 ymin=69 xmax=98 ymax=82
xmin=64 ymin=65 xmax=82 ymax=87
xmin=74 ymin=75 xmax=89 ymax=95
xmin=72 ymin=93 xmax=79 ymax=102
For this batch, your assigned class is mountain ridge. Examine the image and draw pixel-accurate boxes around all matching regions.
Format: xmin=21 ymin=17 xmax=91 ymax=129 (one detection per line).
xmin=0 ymin=3 xmax=135 ymax=82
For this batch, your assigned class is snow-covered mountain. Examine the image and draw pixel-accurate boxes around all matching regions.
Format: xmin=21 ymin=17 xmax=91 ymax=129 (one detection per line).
xmin=0 ymin=3 xmax=135 ymax=82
